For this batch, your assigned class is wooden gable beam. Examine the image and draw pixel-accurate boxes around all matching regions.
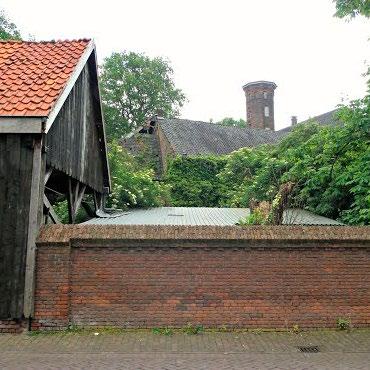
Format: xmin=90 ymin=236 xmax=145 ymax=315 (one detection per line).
xmin=0 ymin=117 xmax=43 ymax=134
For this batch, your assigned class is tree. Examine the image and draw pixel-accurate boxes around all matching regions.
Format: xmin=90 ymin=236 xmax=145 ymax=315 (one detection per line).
xmin=100 ymin=51 xmax=186 ymax=140
xmin=0 ymin=10 xmax=21 ymax=40
xmin=108 ymin=141 xmax=170 ymax=209
xmin=218 ymin=117 xmax=247 ymax=128
xmin=334 ymin=0 xmax=370 ymax=19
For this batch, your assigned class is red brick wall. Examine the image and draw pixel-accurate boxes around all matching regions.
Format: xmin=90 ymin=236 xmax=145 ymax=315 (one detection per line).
xmin=32 ymin=243 xmax=70 ymax=331
xmin=33 ymin=226 xmax=370 ymax=330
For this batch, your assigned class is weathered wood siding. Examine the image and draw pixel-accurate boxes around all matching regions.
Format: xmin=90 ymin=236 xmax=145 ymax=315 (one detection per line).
xmin=0 ymin=135 xmax=37 ymax=318
xmin=46 ymin=62 xmax=106 ymax=193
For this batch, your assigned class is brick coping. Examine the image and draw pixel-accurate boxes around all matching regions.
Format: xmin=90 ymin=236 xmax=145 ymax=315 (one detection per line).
xmin=37 ymin=225 xmax=370 ymax=244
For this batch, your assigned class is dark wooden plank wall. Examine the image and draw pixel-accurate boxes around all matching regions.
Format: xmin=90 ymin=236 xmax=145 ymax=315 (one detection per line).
xmin=46 ymin=62 xmax=106 ymax=193
xmin=0 ymin=134 xmax=34 ymax=318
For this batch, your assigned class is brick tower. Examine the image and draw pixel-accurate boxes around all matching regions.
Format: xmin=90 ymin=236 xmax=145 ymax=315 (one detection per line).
xmin=242 ymin=81 xmax=277 ymax=130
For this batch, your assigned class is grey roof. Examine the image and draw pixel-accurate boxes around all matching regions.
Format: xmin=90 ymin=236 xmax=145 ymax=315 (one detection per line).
xmin=84 ymin=207 xmax=343 ymax=226
xmin=282 ymin=209 xmax=343 ymax=225
xmin=278 ymin=109 xmax=339 ymax=134
xmin=159 ymin=118 xmax=281 ymax=156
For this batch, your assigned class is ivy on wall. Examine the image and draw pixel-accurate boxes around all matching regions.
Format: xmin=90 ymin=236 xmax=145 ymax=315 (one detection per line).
xmin=165 ymin=156 xmax=228 ymax=207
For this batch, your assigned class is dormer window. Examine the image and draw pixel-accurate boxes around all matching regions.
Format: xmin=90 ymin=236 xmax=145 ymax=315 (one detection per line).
xmin=264 ymin=106 xmax=270 ymax=117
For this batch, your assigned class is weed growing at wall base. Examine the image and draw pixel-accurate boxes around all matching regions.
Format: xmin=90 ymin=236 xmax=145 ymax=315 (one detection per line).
xmin=337 ymin=318 xmax=351 ymax=330
xmin=152 ymin=327 xmax=174 ymax=335
xmin=182 ymin=323 xmax=204 ymax=335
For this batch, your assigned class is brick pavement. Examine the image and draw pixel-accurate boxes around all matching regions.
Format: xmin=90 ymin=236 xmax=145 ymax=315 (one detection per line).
xmin=0 ymin=329 xmax=369 ymax=369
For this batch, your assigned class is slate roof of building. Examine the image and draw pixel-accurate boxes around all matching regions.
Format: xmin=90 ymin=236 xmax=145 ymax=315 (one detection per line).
xmin=159 ymin=118 xmax=282 ymax=155
xmin=0 ymin=39 xmax=90 ymax=116
xmin=84 ymin=207 xmax=343 ymax=226
xmin=277 ymin=109 xmax=339 ymax=134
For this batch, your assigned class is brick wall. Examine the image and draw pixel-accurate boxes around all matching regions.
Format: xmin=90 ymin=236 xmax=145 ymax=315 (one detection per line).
xmin=0 ymin=319 xmax=26 ymax=333
xmin=33 ymin=225 xmax=370 ymax=330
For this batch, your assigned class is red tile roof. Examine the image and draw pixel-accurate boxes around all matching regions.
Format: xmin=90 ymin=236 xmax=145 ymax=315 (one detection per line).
xmin=0 ymin=39 xmax=91 ymax=116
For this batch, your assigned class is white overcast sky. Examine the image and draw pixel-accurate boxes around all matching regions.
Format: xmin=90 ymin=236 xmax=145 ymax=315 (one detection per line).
xmin=1 ymin=0 xmax=369 ymax=129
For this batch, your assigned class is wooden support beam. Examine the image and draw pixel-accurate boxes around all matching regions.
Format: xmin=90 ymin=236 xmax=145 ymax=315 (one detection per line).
xmin=67 ymin=178 xmax=86 ymax=224
xmin=44 ymin=167 xmax=53 ymax=185
xmin=43 ymin=194 xmax=60 ymax=224
xmin=75 ymin=184 xmax=86 ymax=218
xmin=81 ymin=201 xmax=96 ymax=218
xmin=93 ymin=190 xmax=103 ymax=213
xmin=24 ymin=137 xmax=43 ymax=318
xmin=44 ymin=186 xmax=64 ymax=196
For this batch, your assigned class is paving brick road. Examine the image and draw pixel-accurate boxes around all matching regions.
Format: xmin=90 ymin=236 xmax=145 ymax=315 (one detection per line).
xmin=0 ymin=329 xmax=369 ymax=369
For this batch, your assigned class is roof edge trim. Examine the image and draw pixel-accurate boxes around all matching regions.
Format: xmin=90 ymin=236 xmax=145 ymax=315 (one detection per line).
xmin=242 ymin=81 xmax=277 ymax=90
xmin=0 ymin=117 xmax=43 ymax=133
xmin=44 ymin=40 xmax=95 ymax=133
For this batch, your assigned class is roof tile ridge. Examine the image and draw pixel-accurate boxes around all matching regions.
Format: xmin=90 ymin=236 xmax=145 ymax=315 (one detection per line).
xmin=0 ymin=38 xmax=91 ymax=44
xmin=163 ymin=117 xmax=239 ymax=128
xmin=162 ymin=117 xmax=280 ymax=135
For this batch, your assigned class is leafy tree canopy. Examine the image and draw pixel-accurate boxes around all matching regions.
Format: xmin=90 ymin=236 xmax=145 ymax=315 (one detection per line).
xmin=0 ymin=9 xmax=21 ymax=40
xmin=218 ymin=117 xmax=247 ymax=128
xmin=100 ymin=51 xmax=186 ymax=141
xmin=334 ymin=0 xmax=370 ymax=19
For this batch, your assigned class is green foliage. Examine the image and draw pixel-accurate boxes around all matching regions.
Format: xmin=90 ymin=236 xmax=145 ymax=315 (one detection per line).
xmin=53 ymin=200 xmax=90 ymax=224
xmin=217 ymin=145 xmax=280 ymax=207
xmin=237 ymin=210 xmax=266 ymax=225
xmin=53 ymin=200 xmax=69 ymax=223
xmin=100 ymin=51 xmax=186 ymax=140
xmin=108 ymin=141 xmax=170 ymax=209
xmin=182 ymin=323 xmax=204 ymax=335
xmin=0 ymin=10 xmax=21 ymax=40
xmin=337 ymin=317 xmax=351 ymax=330
xmin=165 ymin=155 xmax=227 ymax=207
xmin=334 ymin=0 xmax=370 ymax=19
xmin=164 ymin=97 xmax=369 ymax=225
xmin=224 ymin=100 xmax=369 ymax=224
xmin=218 ymin=117 xmax=247 ymax=128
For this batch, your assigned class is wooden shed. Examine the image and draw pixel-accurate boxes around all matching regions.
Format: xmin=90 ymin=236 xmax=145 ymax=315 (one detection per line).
xmin=0 ymin=39 xmax=110 ymax=321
